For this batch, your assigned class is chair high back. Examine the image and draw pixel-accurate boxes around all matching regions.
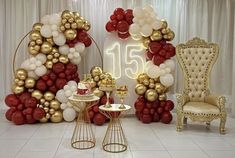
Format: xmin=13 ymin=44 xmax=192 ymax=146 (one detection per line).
xmin=176 ymin=37 xmax=219 ymax=101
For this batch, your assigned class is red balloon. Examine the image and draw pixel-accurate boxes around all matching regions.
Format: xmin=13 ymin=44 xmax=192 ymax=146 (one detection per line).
xmin=137 ymin=95 xmax=146 ymax=102
xmin=41 ymin=74 xmax=49 ymax=81
xmin=66 ymin=75 xmax=72 ymax=81
xmin=149 ymin=42 xmax=161 ymax=54
xmin=110 ymin=14 xmax=116 ymax=20
xmin=93 ymin=113 xmax=106 ymax=126
xmin=25 ymin=97 xmax=38 ymax=108
xmin=152 ymin=100 xmax=159 ymax=109
xmin=19 ymin=92 xmax=31 ymax=104
xmin=77 ymin=30 xmax=88 ymax=42
xmin=55 ymin=78 xmax=67 ymax=89
xmin=52 ymin=62 xmax=65 ymax=74
xmin=142 ymin=114 xmax=152 ymax=124
xmin=17 ymin=103 xmax=25 ymax=111
xmin=49 ymin=72 xmax=57 ymax=81
xmin=152 ymin=55 xmax=165 ymax=66
xmin=134 ymin=100 xmax=145 ymax=112
xmin=12 ymin=111 xmax=25 ymax=125
xmin=160 ymin=101 xmax=166 ymax=107
xmin=114 ymin=8 xmax=124 ymax=16
xmin=100 ymin=96 xmax=114 ymax=105
xmin=157 ymin=107 xmax=164 ymax=114
xmin=106 ymin=21 xmax=115 ymax=32
xmin=5 ymin=94 xmax=20 ymax=107
xmin=83 ymin=36 xmax=92 ymax=47
xmin=146 ymin=101 xmax=153 ymax=109
xmin=150 ymin=108 xmax=155 ymax=115
xmin=161 ymin=111 xmax=173 ymax=124
xmin=116 ymin=20 xmax=129 ymax=33
xmin=146 ymin=51 xmax=154 ymax=60
xmin=58 ymin=72 xmax=66 ymax=78
xmin=124 ymin=9 xmax=133 ymax=24
xmin=46 ymin=79 xmax=53 ymax=86
xmin=165 ymin=100 xmax=174 ymax=111
xmin=158 ymin=49 xmax=167 ymax=57
xmin=23 ymin=107 xmax=33 ymax=115
xmin=5 ymin=107 xmax=16 ymax=121
xmin=26 ymin=114 xmax=37 ymax=124
xmin=118 ymin=32 xmax=129 ymax=39
xmin=153 ymin=112 xmax=160 ymax=122
xmin=48 ymin=85 xmax=58 ymax=94
xmin=92 ymin=104 xmax=99 ymax=113
xmin=66 ymin=63 xmax=77 ymax=74
xmin=88 ymin=110 xmax=95 ymax=120
xmin=143 ymin=108 xmax=150 ymax=115
xmin=116 ymin=14 xmax=124 ymax=20
xmin=36 ymin=79 xmax=47 ymax=92
xmin=33 ymin=108 xmax=45 ymax=120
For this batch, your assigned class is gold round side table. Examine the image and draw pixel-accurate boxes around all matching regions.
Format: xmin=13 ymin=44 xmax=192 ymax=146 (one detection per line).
xmin=99 ymin=104 xmax=131 ymax=153
xmin=69 ymin=95 xmax=100 ymax=149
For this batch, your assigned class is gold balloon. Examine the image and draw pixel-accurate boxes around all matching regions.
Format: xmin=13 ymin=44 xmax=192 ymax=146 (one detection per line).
xmin=62 ymin=10 xmax=73 ymax=19
xmin=51 ymin=47 xmax=59 ymax=54
xmin=99 ymin=74 xmax=105 ymax=80
xmin=167 ymin=31 xmax=175 ymax=41
xmin=38 ymin=104 xmax=44 ymax=108
xmin=46 ymin=38 xmax=55 ymax=46
xmin=60 ymin=25 xmax=66 ymax=31
xmin=150 ymin=30 xmax=162 ymax=41
xmin=29 ymin=41 xmax=36 ymax=46
xmin=97 ymin=81 xmax=102 ymax=87
xmin=44 ymin=107 xmax=49 ymax=113
xmin=149 ymin=79 xmax=155 ymax=83
xmin=135 ymin=84 xmax=147 ymax=95
xmin=44 ymin=101 xmax=50 ymax=107
xmin=145 ymin=89 xmax=158 ymax=102
xmin=50 ymin=111 xmax=63 ymax=123
xmin=93 ymin=75 xmax=100 ymax=82
xmin=64 ymin=22 xmax=71 ymax=29
xmin=90 ymin=79 xmax=97 ymax=88
xmin=142 ymin=37 xmax=151 ymax=48
xmin=137 ymin=73 xmax=149 ymax=84
xmin=13 ymin=85 xmax=25 ymax=94
xmin=17 ymin=80 xmax=24 ymax=86
xmin=29 ymin=31 xmax=41 ymax=41
xmin=34 ymin=45 xmax=40 ymax=51
xmin=155 ymin=83 xmax=166 ymax=94
xmin=40 ymin=98 xmax=46 ymax=104
xmin=47 ymin=54 xmax=53 ymax=60
xmin=68 ymin=18 xmax=74 ymax=23
xmin=25 ymin=77 xmax=35 ymax=88
xmin=50 ymin=100 xmax=60 ymax=110
xmin=161 ymin=19 xmax=168 ymax=28
xmin=61 ymin=18 xmax=67 ymax=24
xmin=54 ymin=52 xmax=60 ymax=58
xmin=33 ymin=23 xmax=43 ymax=31
xmin=36 ymin=39 xmax=43 ymax=45
xmin=73 ymin=12 xmax=80 ymax=18
xmin=28 ymin=46 xmax=39 ymax=55
xmin=161 ymin=28 xmax=170 ymax=34
xmin=39 ymin=117 xmax=48 ymax=123
xmin=149 ymin=83 xmax=155 ymax=89
xmin=84 ymin=21 xmax=90 ymax=31
xmin=15 ymin=68 xmax=27 ymax=80
xmin=46 ymin=113 xmax=51 ymax=119
xmin=159 ymin=93 xmax=167 ymax=101
xmin=44 ymin=91 xmax=55 ymax=101
xmin=52 ymin=58 xmax=59 ymax=63
xmin=49 ymin=108 xmax=55 ymax=115
xmin=32 ymin=90 xmax=43 ymax=100
xmin=143 ymin=79 xmax=150 ymax=86
xmin=76 ymin=19 xmax=85 ymax=28
xmin=64 ymin=29 xmax=77 ymax=40
xmin=71 ymin=22 xmax=78 ymax=29
xmin=45 ymin=61 xmax=53 ymax=69
xmin=41 ymin=42 xmax=52 ymax=54
xmin=92 ymin=88 xmax=104 ymax=98
xmin=103 ymin=72 xmax=112 ymax=79
xmin=59 ymin=55 xmax=69 ymax=64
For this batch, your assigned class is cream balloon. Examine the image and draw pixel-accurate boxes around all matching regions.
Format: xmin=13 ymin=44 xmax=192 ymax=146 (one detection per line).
xmin=59 ymin=44 xmax=69 ymax=55
xmin=63 ymin=107 xmax=77 ymax=122
xmin=35 ymin=54 xmax=47 ymax=63
xmin=56 ymin=89 xmax=68 ymax=103
xmin=140 ymin=24 xmax=152 ymax=37
xmin=160 ymin=74 xmax=174 ymax=87
xmin=53 ymin=33 xmax=66 ymax=46
xmin=40 ymin=25 xmax=52 ymax=38
xmin=164 ymin=59 xmax=175 ymax=72
xmin=35 ymin=66 xmax=47 ymax=76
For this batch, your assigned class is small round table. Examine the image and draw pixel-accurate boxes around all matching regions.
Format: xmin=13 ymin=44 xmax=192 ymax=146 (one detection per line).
xmin=69 ymin=95 xmax=99 ymax=149
xmin=99 ymin=104 xmax=131 ymax=153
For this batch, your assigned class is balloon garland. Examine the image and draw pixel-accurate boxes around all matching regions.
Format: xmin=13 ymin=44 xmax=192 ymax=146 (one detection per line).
xmin=5 ymin=10 xmax=93 ymax=125
xmin=105 ymin=6 xmax=175 ymax=124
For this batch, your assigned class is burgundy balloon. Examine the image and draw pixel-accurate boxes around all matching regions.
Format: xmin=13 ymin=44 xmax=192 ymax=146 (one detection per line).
xmin=5 ymin=94 xmax=20 ymax=107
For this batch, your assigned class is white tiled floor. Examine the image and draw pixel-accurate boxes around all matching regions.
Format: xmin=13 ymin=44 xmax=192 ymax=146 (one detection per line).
xmin=0 ymin=110 xmax=235 ymax=158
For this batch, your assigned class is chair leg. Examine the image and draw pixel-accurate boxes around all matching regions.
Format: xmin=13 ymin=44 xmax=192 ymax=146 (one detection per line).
xmin=220 ymin=114 xmax=226 ymax=134
xmin=176 ymin=111 xmax=183 ymax=132
xmin=183 ymin=117 xmax=187 ymax=125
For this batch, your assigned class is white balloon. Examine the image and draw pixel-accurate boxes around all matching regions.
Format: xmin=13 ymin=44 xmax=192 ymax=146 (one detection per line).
xmin=69 ymin=48 xmax=76 ymax=53
xmin=53 ymin=33 xmax=66 ymax=46
xmin=51 ymin=24 xmax=57 ymax=31
xmin=49 ymin=14 xmax=60 ymax=25
xmin=146 ymin=65 xmax=161 ymax=78
xmin=67 ymin=81 xmax=77 ymax=87
xmin=165 ymin=68 xmax=171 ymax=73
xmin=131 ymin=34 xmax=142 ymax=40
xmin=65 ymin=90 xmax=72 ymax=97
xmin=63 ymin=85 xmax=70 ymax=91
xmin=133 ymin=7 xmax=144 ymax=18
xmin=73 ymin=52 xmax=80 ymax=58
xmin=71 ymin=56 xmax=81 ymax=65
xmin=146 ymin=17 xmax=153 ymax=24
xmin=29 ymin=57 xmax=37 ymax=63
xmin=56 ymin=90 xmax=68 ymax=103
xmin=159 ymin=63 xmax=166 ymax=69
xmin=59 ymin=44 xmax=69 ymax=55
xmin=40 ymin=25 xmax=52 ymax=38
xmin=21 ymin=60 xmax=30 ymax=70
xmin=29 ymin=64 xmax=36 ymax=70
xmin=36 ymin=54 xmax=47 ymax=63
xmin=132 ymin=17 xmax=139 ymax=23
xmin=151 ymin=20 xmax=162 ymax=30
xmin=52 ymin=31 xmax=59 ymax=37
xmin=68 ymin=53 xmax=74 ymax=59
xmin=41 ymin=15 xmax=50 ymax=24
xmin=74 ymin=42 xmax=85 ymax=53
xmin=129 ymin=24 xmax=140 ymax=35
xmin=60 ymin=103 xmax=67 ymax=110
xmin=63 ymin=107 xmax=77 ymax=122
xmin=145 ymin=61 xmax=155 ymax=70
xmin=165 ymin=59 xmax=175 ymax=72
xmin=35 ymin=60 xmax=42 ymax=67
xmin=138 ymin=19 xmax=146 ymax=26
xmin=27 ymin=71 xmax=38 ymax=79
xmin=160 ymin=74 xmax=174 ymax=87
xmin=143 ymin=5 xmax=154 ymax=13
xmin=140 ymin=24 xmax=152 ymax=37
xmin=35 ymin=65 xmax=47 ymax=76
xmin=70 ymin=85 xmax=77 ymax=92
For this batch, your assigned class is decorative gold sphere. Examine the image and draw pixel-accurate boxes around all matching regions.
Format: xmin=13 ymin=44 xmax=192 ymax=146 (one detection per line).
xmin=64 ymin=29 xmax=77 ymax=40
xmin=71 ymin=22 xmax=78 ymax=29
xmin=25 ymin=77 xmax=35 ymax=89
xmin=142 ymin=37 xmax=151 ymax=48
xmin=143 ymin=79 xmax=150 ymax=86
xmin=45 ymin=61 xmax=53 ymax=69
xmin=64 ymin=22 xmax=71 ymax=29
xmin=36 ymin=39 xmax=43 ymax=45
xmin=59 ymin=55 xmax=69 ymax=64
xmin=137 ymin=73 xmax=149 ymax=84
xmin=150 ymin=30 xmax=162 ymax=41
xmin=52 ymin=58 xmax=59 ymax=63
xmin=28 ymin=46 xmax=39 ymax=55
xmin=44 ymin=101 xmax=50 ymax=107
xmin=29 ymin=31 xmax=41 ymax=41
xmin=149 ymin=83 xmax=155 ymax=89
xmin=62 ymin=10 xmax=73 ymax=19
xmin=15 ymin=68 xmax=27 ymax=80
xmin=46 ymin=113 xmax=51 ymax=119
xmin=158 ymin=93 xmax=167 ymax=101
xmin=155 ymin=83 xmax=166 ymax=94
xmin=41 ymin=42 xmax=52 ymax=54
xmin=39 ymin=117 xmax=48 ymax=123
xmin=90 ymin=66 xmax=102 ymax=77
xmin=12 ymin=85 xmax=25 ymax=94
xmin=161 ymin=19 xmax=168 ymax=28
xmin=17 ymin=80 xmax=25 ymax=86
xmin=49 ymin=108 xmax=55 ymax=115
xmin=46 ymin=38 xmax=55 ymax=46
xmin=145 ymin=89 xmax=158 ymax=102
xmin=93 ymin=75 xmax=100 ymax=82
xmin=44 ymin=91 xmax=55 ymax=101
xmin=50 ymin=100 xmax=60 ymax=110
xmin=32 ymin=90 xmax=43 ymax=100
xmin=44 ymin=107 xmax=49 ymax=113
xmin=40 ymin=98 xmax=46 ymax=104
xmin=61 ymin=18 xmax=67 ymax=24
xmin=135 ymin=84 xmax=147 ymax=95
xmin=50 ymin=111 xmax=63 ymax=123
xmin=32 ymin=23 xmax=43 ymax=31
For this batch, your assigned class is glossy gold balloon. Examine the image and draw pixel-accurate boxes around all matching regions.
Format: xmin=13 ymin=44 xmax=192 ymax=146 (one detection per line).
xmin=33 ymin=23 xmax=43 ymax=31
xmin=93 ymin=75 xmax=100 ymax=82
xmin=44 ymin=101 xmax=50 ymax=107
xmin=161 ymin=19 xmax=168 ymax=28
xmin=52 ymin=58 xmax=59 ymax=63
xmin=15 ymin=68 xmax=27 ymax=80
xmin=29 ymin=31 xmax=41 ymax=41
xmin=46 ymin=38 xmax=55 ymax=46
xmin=34 ymin=45 xmax=40 ymax=51
xmin=44 ymin=91 xmax=55 ymax=101
xmin=64 ymin=29 xmax=77 ymax=40
xmin=36 ymin=39 xmax=43 ymax=45
xmin=59 ymin=55 xmax=69 ymax=64
xmin=71 ymin=22 xmax=78 ymax=29
xmin=29 ymin=41 xmax=36 ymax=46
xmin=143 ymin=79 xmax=150 ymax=86
xmin=90 ymin=79 xmax=97 ymax=88
xmin=17 ymin=80 xmax=24 ymax=86
xmin=84 ymin=21 xmax=90 ymax=31
xmin=155 ymin=83 xmax=166 ymax=94
xmin=161 ymin=28 xmax=170 ymax=34
xmin=92 ymin=87 xmax=104 ymax=98
xmin=28 ymin=46 xmax=39 ymax=55
xmin=13 ymin=85 xmax=25 ymax=94
xmin=137 ymin=73 xmax=149 ymax=84
xmin=44 ymin=107 xmax=49 ymax=113
xmin=45 ymin=61 xmax=53 ymax=69
xmin=68 ymin=18 xmax=74 ymax=23
xmin=167 ymin=31 xmax=175 ymax=41
xmin=47 ymin=54 xmax=53 ymax=60
xmin=73 ymin=12 xmax=80 ymax=18
xmin=46 ymin=113 xmax=51 ymax=119
xmin=39 ymin=117 xmax=48 ymax=123
xmin=54 ymin=52 xmax=60 ymax=58
xmin=32 ymin=90 xmax=43 ymax=100
xmin=150 ymin=30 xmax=162 ymax=41
xmin=60 ymin=25 xmax=66 ymax=31
xmin=25 ymin=77 xmax=35 ymax=88
xmin=158 ymin=93 xmax=167 ymax=101
xmin=41 ymin=42 xmax=52 ymax=54
xmin=62 ymin=10 xmax=72 ymax=19
xmin=40 ymin=98 xmax=46 ymax=104
xmin=50 ymin=100 xmax=60 ymax=110
xmin=49 ymin=108 xmax=55 ymax=115
xmin=149 ymin=83 xmax=155 ymax=89
xmin=135 ymin=84 xmax=147 ymax=95
xmin=51 ymin=47 xmax=59 ymax=54
xmin=64 ymin=22 xmax=71 ymax=29
xmin=142 ymin=37 xmax=151 ymax=48
xmin=145 ymin=89 xmax=158 ymax=102
xmin=76 ymin=19 xmax=85 ymax=28
xmin=50 ymin=111 xmax=63 ymax=123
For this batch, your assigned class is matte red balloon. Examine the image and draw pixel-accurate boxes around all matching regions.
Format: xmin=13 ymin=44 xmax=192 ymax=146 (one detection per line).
xmin=5 ymin=107 xmax=16 ymax=121
xmin=52 ymin=62 xmax=65 ymax=74
xmin=26 ymin=114 xmax=37 ymax=124
xmin=66 ymin=63 xmax=77 ymax=74
xmin=116 ymin=20 xmax=129 ymax=33
xmin=150 ymin=108 xmax=155 ymax=115
xmin=100 ymin=96 xmax=114 ymax=105
xmin=17 ymin=103 xmax=25 ymax=111
xmin=146 ymin=51 xmax=154 ymax=60
xmin=157 ymin=107 xmax=164 ymax=114
xmin=92 ymin=104 xmax=99 ymax=113
xmin=134 ymin=100 xmax=145 ymax=112
xmin=143 ymin=108 xmax=150 ymax=115
xmin=33 ymin=108 xmax=45 ymax=120
xmin=142 ymin=114 xmax=152 ymax=124
xmin=41 ymin=74 xmax=49 ymax=81
xmin=165 ymin=100 xmax=174 ymax=111
xmin=153 ymin=112 xmax=160 ymax=122
xmin=55 ymin=78 xmax=67 ymax=89
xmin=46 ymin=79 xmax=53 ymax=86
xmin=149 ymin=42 xmax=161 ymax=54
xmin=5 ymin=94 xmax=20 ymax=107
xmin=93 ymin=113 xmax=106 ymax=126
xmin=19 ymin=92 xmax=31 ymax=104
xmin=146 ymin=101 xmax=153 ymax=109
xmin=23 ymin=107 xmax=33 ymax=115
xmin=110 ymin=14 xmax=116 ymax=20
xmin=152 ymin=55 xmax=165 ymax=66
xmin=48 ymin=72 xmax=57 ymax=81
xmin=83 ymin=36 xmax=92 ymax=47
xmin=118 ymin=32 xmax=129 ymax=39
xmin=48 ymin=85 xmax=58 ymax=94
xmin=12 ymin=111 xmax=25 ymax=125
xmin=161 ymin=111 xmax=173 ymax=124
xmin=114 ymin=8 xmax=124 ymax=16
xmin=36 ymin=79 xmax=47 ymax=92
xmin=25 ymin=97 xmax=38 ymax=108
xmin=106 ymin=21 xmax=115 ymax=32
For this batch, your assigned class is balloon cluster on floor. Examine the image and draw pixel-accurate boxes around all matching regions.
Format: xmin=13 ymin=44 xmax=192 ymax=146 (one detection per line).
xmin=106 ymin=6 xmax=175 ymax=124
xmin=5 ymin=10 xmax=92 ymax=125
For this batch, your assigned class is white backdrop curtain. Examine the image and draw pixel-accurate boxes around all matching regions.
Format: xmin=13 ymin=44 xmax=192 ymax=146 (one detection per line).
xmin=0 ymin=0 xmax=234 ymax=115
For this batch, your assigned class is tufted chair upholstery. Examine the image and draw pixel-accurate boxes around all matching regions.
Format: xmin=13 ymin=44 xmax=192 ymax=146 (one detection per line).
xmin=176 ymin=37 xmax=227 ymax=134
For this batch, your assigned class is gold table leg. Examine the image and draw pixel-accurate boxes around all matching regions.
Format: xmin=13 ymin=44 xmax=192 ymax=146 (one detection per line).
xmin=71 ymin=102 xmax=96 ymax=149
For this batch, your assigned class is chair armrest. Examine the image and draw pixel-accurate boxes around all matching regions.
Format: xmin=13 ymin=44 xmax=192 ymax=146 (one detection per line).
xmin=204 ymin=94 xmax=226 ymax=111
xmin=176 ymin=93 xmax=189 ymax=110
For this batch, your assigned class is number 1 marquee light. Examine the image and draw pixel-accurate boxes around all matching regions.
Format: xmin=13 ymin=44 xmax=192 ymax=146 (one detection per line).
xmin=105 ymin=5 xmax=176 ymax=124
